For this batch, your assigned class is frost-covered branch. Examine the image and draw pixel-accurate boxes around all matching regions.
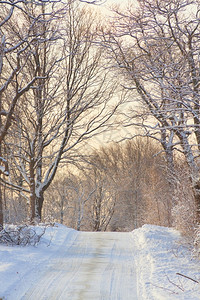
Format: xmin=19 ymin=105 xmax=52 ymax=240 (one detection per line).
xmin=101 ymin=0 xmax=200 ymax=223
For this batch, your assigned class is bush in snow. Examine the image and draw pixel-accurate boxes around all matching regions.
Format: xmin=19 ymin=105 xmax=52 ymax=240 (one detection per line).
xmin=171 ymin=163 xmax=197 ymax=236
xmin=193 ymin=226 xmax=200 ymax=257
xmin=172 ymin=199 xmax=196 ymax=237
xmin=0 ymin=224 xmax=47 ymax=246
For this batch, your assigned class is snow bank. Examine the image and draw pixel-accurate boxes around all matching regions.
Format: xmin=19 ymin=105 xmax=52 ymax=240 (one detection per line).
xmin=0 ymin=224 xmax=77 ymax=299
xmin=1 ymin=223 xmax=200 ymax=300
xmin=132 ymin=224 xmax=200 ymax=300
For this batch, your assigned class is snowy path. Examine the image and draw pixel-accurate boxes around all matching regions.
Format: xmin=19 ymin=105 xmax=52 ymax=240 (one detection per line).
xmin=8 ymin=231 xmax=138 ymax=300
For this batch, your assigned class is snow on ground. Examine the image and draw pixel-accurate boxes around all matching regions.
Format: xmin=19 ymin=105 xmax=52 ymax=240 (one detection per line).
xmin=132 ymin=224 xmax=200 ymax=300
xmin=0 ymin=225 xmax=78 ymax=299
xmin=0 ymin=223 xmax=200 ymax=299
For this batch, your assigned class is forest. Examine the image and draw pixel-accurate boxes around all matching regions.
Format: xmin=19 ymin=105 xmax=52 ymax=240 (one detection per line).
xmin=1 ymin=0 xmax=200 ymax=247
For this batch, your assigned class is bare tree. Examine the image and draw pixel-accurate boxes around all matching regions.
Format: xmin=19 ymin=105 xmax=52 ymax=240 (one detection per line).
xmin=81 ymin=138 xmax=170 ymax=231
xmin=2 ymin=1 xmax=120 ymax=223
xmin=102 ymin=0 xmax=200 ymax=223
xmin=0 ymin=0 xmax=69 ymax=226
xmin=42 ymin=137 xmax=171 ymax=231
xmin=85 ymin=164 xmax=116 ymax=231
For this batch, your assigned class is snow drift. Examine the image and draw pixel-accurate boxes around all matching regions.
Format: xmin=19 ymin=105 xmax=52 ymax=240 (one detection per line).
xmin=132 ymin=224 xmax=200 ymax=299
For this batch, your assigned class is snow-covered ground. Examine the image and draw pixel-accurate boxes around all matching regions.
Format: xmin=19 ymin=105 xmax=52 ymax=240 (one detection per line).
xmin=132 ymin=225 xmax=200 ymax=299
xmin=0 ymin=223 xmax=199 ymax=299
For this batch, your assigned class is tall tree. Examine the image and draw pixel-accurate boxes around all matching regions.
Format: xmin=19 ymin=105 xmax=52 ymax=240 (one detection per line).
xmin=103 ymin=0 xmax=200 ymax=223
xmin=0 ymin=0 xmax=68 ymax=226
xmin=2 ymin=2 xmax=120 ymax=222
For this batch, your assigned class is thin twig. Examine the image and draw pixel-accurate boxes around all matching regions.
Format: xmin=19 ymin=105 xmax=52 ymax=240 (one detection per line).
xmin=176 ymin=273 xmax=199 ymax=283
xmin=166 ymin=273 xmax=184 ymax=291
xmin=151 ymin=283 xmax=178 ymax=295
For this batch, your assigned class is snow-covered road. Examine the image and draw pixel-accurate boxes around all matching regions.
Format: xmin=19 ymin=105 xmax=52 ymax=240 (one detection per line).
xmin=10 ymin=231 xmax=138 ymax=300
xmin=1 ymin=224 xmax=200 ymax=299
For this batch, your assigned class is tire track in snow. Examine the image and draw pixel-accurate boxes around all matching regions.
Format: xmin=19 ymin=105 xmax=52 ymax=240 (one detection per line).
xmin=8 ymin=231 xmax=138 ymax=300
xmin=62 ymin=232 xmax=138 ymax=300
xmin=6 ymin=229 xmax=79 ymax=300
xmin=21 ymin=231 xmax=87 ymax=300
xmin=100 ymin=233 xmax=138 ymax=300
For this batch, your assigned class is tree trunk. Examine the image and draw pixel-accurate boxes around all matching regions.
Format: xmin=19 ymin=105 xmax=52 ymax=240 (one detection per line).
xmin=29 ymin=160 xmax=36 ymax=222
xmin=0 ymin=95 xmax=3 ymax=228
xmin=36 ymin=192 xmax=44 ymax=221
xmin=60 ymin=196 xmax=64 ymax=225
xmin=30 ymin=191 xmax=36 ymax=222
xmin=177 ymin=133 xmax=200 ymax=223
xmin=163 ymin=142 xmax=178 ymax=226
xmin=192 ymin=181 xmax=200 ymax=224
xmin=0 ymin=184 xmax=3 ymax=228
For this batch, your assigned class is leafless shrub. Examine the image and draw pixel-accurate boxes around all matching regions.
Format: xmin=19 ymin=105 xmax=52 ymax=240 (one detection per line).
xmin=192 ymin=226 xmax=200 ymax=257
xmin=172 ymin=164 xmax=197 ymax=236
xmin=0 ymin=224 xmax=47 ymax=246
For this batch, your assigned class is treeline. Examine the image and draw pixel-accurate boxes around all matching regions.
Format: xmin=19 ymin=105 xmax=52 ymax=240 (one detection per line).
xmin=44 ymin=138 xmax=172 ymax=231
xmin=44 ymin=139 xmax=197 ymax=234
xmin=4 ymin=138 xmax=195 ymax=234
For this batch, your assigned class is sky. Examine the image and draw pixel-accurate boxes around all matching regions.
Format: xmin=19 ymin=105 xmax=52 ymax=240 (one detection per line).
xmin=102 ymin=0 xmax=129 ymax=8
xmin=105 ymin=0 xmax=128 ymax=3
xmin=89 ymin=0 xmax=130 ymax=20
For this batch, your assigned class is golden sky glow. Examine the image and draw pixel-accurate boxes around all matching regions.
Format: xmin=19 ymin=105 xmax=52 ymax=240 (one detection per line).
xmin=95 ymin=0 xmax=130 ymax=16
